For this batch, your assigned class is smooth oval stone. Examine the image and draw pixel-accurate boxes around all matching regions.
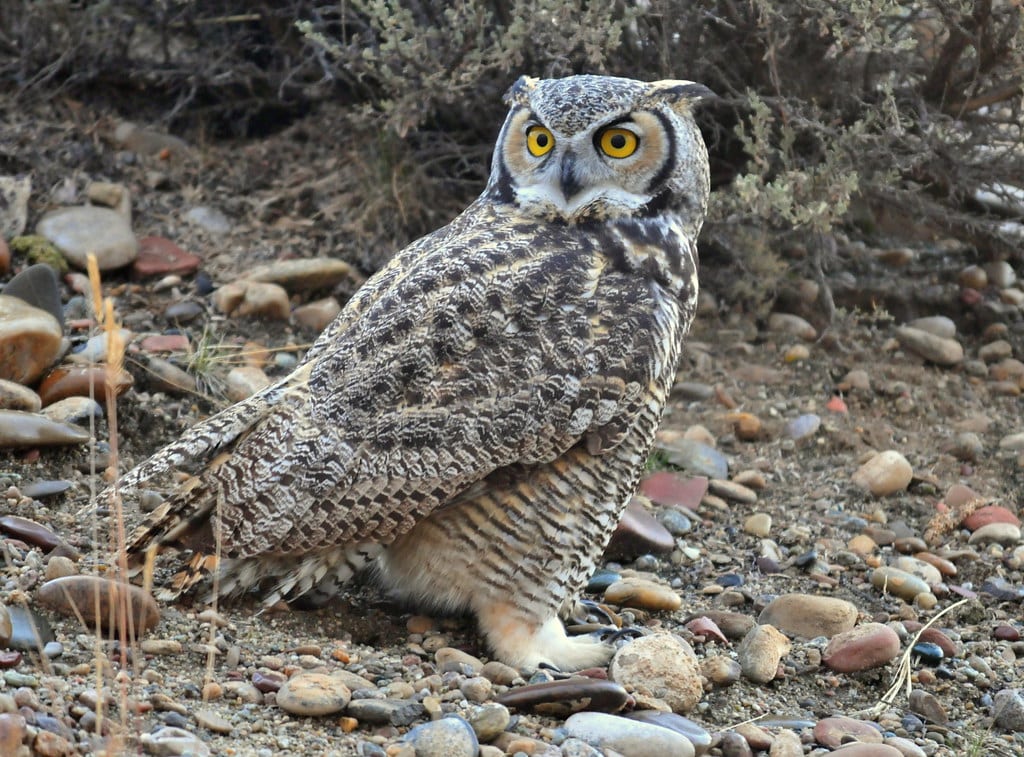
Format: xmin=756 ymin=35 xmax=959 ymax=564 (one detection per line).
xmin=293 ymin=297 xmax=342 ymax=333
xmin=434 ymin=647 xmax=484 ymax=675
xmin=0 ymin=713 xmax=28 ymax=757
xmin=276 ymin=673 xmax=351 ymax=717
xmin=565 ymin=711 xmax=695 ymax=757
xmin=604 ymin=577 xmax=681 ymax=611
xmin=37 ymin=365 xmax=133 ymax=406
xmin=893 ymin=556 xmax=942 ymax=586
xmin=0 ymin=378 xmax=42 ymax=411
xmin=164 ymin=300 xmax=204 ymax=322
xmin=21 ymin=479 xmax=73 ymax=498
xmin=0 ymin=295 xmax=63 ymax=385
xmin=139 ymin=727 xmax=210 ymax=757
xmin=768 ymin=312 xmax=816 ymax=340
xmin=968 ymin=522 xmax=1022 ymax=546
xmin=823 ymin=623 xmax=901 ymax=673
xmin=605 ymin=498 xmax=675 ymax=559
xmin=695 ymin=611 xmax=756 ymax=641
xmin=963 ymin=505 xmax=1021 ymax=530
xmin=251 ymin=670 xmax=286 ymax=693
xmin=7 ymin=606 xmax=55 ymax=651
xmin=871 ymin=567 xmax=930 ymax=601
xmin=497 ymin=678 xmax=630 ymax=716
xmin=661 ymin=439 xmax=729 ymax=479
xmin=908 ymin=688 xmax=947 ymax=724
xmin=895 ymin=326 xmax=964 ymax=366
xmin=345 ymin=698 xmax=425 ymax=726
xmin=785 ymin=413 xmax=821 ymax=440
xmin=992 ymin=688 xmax=1024 ymax=731
xmin=403 ymin=716 xmax=478 ymax=757
xmin=758 ymin=594 xmax=858 ymax=639
xmin=708 ymin=478 xmax=757 ymax=504
xmin=640 ymin=472 xmax=708 ymax=509
xmin=852 ymin=450 xmax=913 ymax=496
xmin=0 ymin=515 xmax=64 ymax=551
xmin=41 ymin=396 xmax=104 ymax=426
xmin=736 ymin=624 xmax=790 ymax=683
xmin=36 ymin=576 xmax=159 ymax=634
xmin=586 ymin=569 xmax=621 ymax=593
xmin=625 ymin=711 xmax=711 ymax=754
xmin=743 ymin=512 xmax=772 ymax=537
xmin=133 ymin=236 xmax=201 ymax=278
xmin=830 ymin=745 xmax=903 ymax=756
xmin=0 ymin=410 xmax=90 ymax=447
xmin=610 ymin=633 xmax=702 ymax=713
xmin=910 ymin=642 xmax=944 ymax=665
xmin=246 ymin=258 xmax=363 ymax=292
xmin=37 ymin=206 xmax=138 ymax=270
xmin=466 ymin=702 xmax=510 ymax=741
xmin=1 ymin=263 xmax=63 ymax=326
xmin=813 ymin=716 xmax=884 ymax=748
xmin=907 ymin=316 xmax=956 ymax=338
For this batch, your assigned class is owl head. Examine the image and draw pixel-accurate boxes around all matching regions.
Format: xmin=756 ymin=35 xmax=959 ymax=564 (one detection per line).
xmin=486 ymin=74 xmax=713 ymax=225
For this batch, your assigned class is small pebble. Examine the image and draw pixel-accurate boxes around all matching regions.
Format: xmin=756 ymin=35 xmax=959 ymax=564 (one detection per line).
xmin=736 ymin=624 xmax=790 ymax=683
xmin=758 ymin=594 xmax=858 ymax=638
xmin=275 ymin=673 xmax=351 ymax=716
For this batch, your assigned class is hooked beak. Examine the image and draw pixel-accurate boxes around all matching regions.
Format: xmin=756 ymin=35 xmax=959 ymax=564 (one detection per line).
xmin=559 ymin=152 xmax=582 ymax=201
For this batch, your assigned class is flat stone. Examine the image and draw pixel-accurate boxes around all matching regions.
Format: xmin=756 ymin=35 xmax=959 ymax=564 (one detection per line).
xmin=566 ymin=712 xmax=695 ymax=757
xmin=37 ymin=206 xmax=138 ymax=270
xmin=2 ymin=263 xmax=63 ymax=325
xmin=275 ymin=673 xmax=351 ymax=716
xmin=0 ymin=410 xmax=90 ymax=447
xmin=403 ymin=716 xmax=478 ymax=757
xmin=605 ymin=498 xmax=675 ymax=558
xmin=345 ymin=698 xmax=425 ymax=726
xmin=0 ymin=378 xmax=42 ymax=411
xmin=708 ymin=478 xmax=757 ymax=504
xmin=908 ymin=688 xmax=947 ymax=725
xmin=906 ymin=316 xmax=956 ymax=338
xmin=624 ymin=711 xmax=711 ymax=754
xmin=883 ymin=736 xmax=927 ymax=757
xmin=610 ymin=633 xmax=703 ymax=713
xmin=0 ymin=294 xmax=63 ymax=385
xmin=829 ymin=745 xmax=903 ymax=756
xmin=604 ymin=577 xmax=681 ymax=611
xmin=434 ymin=647 xmax=484 ymax=675
xmin=785 ymin=413 xmax=821 ymax=440
xmin=813 ymin=716 xmax=884 ymax=748
xmin=758 ymin=594 xmax=858 ymax=638
xmin=852 ymin=450 xmax=913 ymax=496
xmin=0 ymin=515 xmax=65 ymax=551
xmin=768 ymin=313 xmax=816 ymax=340
xmin=133 ymin=236 xmax=201 ymax=278
xmin=37 ymin=365 xmax=133 ymax=406
xmin=140 ymin=726 xmax=211 ymax=756
xmin=40 ymin=396 xmax=104 ymax=426
xmin=993 ymin=688 xmax=1024 ymax=732
xmin=823 ymin=623 xmax=901 ymax=672
xmin=246 ymin=258 xmax=363 ymax=292
xmin=194 ymin=709 xmax=233 ymax=734
xmin=36 ymin=575 xmax=159 ymax=635
xmin=640 ymin=472 xmax=708 ymax=509
xmin=969 ymin=522 xmax=1021 ymax=545
xmin=69 ymin=329 xmax=133 ymax=364
xmin=895 ymin=326 xmax=963 ymax=366
xmin=736 ymin=624 xmax=790 ymax=683
xmin=496 ymin=677 xmax=630 ymax=716
xmin=658 ymin=439 xmax=728 ymax=479
xmin=870 ymin=566 xmax=931 ymax=602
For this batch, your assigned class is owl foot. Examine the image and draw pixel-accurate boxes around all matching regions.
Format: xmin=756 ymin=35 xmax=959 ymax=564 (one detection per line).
xmin=476 ymin=602 xmax=615 ymax=672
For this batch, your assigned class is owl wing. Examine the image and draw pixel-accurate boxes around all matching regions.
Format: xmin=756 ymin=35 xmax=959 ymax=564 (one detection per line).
xmin=189 ymin=232 xmax=654 ymax=560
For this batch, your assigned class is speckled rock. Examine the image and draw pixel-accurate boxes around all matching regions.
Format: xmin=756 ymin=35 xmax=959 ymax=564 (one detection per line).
xmin=0 ymin=295 xmax=63 ymax=385
xmin=37 ymin=206 xmax=138 ymax=270
xmin=993 ymin=688 xmax=1024 ymax=732
xmin=403 ymin=716 xmax=479 ymax=757
xmin=736 ymin=624 xmax=790 ymax=683
xmin=467 ymin=703 xmax=510 ymax=741
xmin=565 ymin=711 xmax=695 ymax=757
xmin=758 ymin=594 xmax=858 ymax=639
xmin=276 ymin=673 xmax=351 ymax=716
xmin=609 ymin=633 xmax=702 ymax=713
xmin=604 ymin=577 xmax=681 ymax=611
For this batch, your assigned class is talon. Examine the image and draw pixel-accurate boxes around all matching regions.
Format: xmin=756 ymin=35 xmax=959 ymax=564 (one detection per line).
xmin=598 ymin=625 xmax=646 ymax=644
xmin=571 ymin=599 xmax=621 ymax=627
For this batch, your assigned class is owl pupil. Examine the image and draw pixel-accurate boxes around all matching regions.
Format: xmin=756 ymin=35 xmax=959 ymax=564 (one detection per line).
xmin=610 ymin=134 xmax=626 ymax=149
xmin=536 ymin=134 xmax=548 ymax=147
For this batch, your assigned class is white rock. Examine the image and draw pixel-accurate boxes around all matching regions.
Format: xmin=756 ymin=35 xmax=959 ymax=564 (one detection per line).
xmin=564 ymin=712 xmax=695 ymax=757
xmin=37 ymin=206 xmax=138 ymax=270
xmin=906 ymin=315 xmax=956 ymax=338
xmin=767 ymin=312 xmax=816 ymax=341
xmin=610 ymin=633 xmax=703 ymax=713
xmin=185 ymin=206 xmax=231 ymax=235
xmin=852 ymin=450 xmax=913 ymax=496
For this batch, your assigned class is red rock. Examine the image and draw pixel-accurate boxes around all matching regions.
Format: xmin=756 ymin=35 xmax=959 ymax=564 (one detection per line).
xmin=902 ymin=623 xmax=959 ymax=658
xmin=993 ymin=624 xmax=1020 ymax=642
xmin=37 ymin=365 xmax=133 ymax=406
xmin=0 ymin=515 xmax=64 ymax=551
xmin=0 ymin=712 xmax=27 ymax=755
xmin=132 ymin=236 xmax=201 ymax=278
xmin=0 ymin=651 xmax=21 ymax=668
xmin=822 ymin=623 xmax=901 ymax=673
xmin=0 ymin=238 xmax=9 ymax=274
xmin=605 ymin=498 xmax=674 ymax=558
xmin=140 ymin=334 xmax=190 ymax=353
xmin=640 ymin=472 xmax=708 ymax=509
xmin=36 ymin=576 xmax=159 ymax=635
xmin=685 ymin=616 xmax=729 ymax=644
xmin=962 ymin=504 xmax=1021 ymax=531
xmin=813 ymin=716 xmax=884 ymax=748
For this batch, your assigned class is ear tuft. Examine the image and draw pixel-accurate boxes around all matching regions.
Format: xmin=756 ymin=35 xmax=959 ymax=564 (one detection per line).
xmin=504 ymin=75 xmax=539 ymax=106
xmin=645 ymin=80 xmax=717 ymax=112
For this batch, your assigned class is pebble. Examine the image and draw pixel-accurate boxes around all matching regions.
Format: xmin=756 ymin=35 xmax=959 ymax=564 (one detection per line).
xmin=908 ymin=688 xmax=947 ymax=724
xmin=822 ymin=623 xmax=901 ymax=672
xmin=275 ymin=673 xmax=351 ymax=716
xmin=640 ymin=472 xmax=708 ymax=508
xmin=0 ymin=514 xmax=65 ymax=551
xmin=0 ymin=295 xmax=63 ymax=385
xmin=143 ymin=356 xmax=197 ymax=394
xmin=164 ymin=301 xmax=204 ymax=322
xmin=784 ymin=413 xmax=820 ymax=440
xmin=894 ymin=326 xmax=963 ymax=365
xmin=293 ymin=297 xmax=342 ymax=333
xmin=194 ymin=708 xmax=233 ymax=734
xmin=758 ymin=594 xmax=858 ymax=638
xmin=36 ymin=575 xmax=160 ymax=634
xmin=624 ymin=711 xmax=711 ymax=754
xmin=564 ymin=711 xmax=696 ymax=757
xmin=225 ymin=366 xmax=272 ymax=402
xmin=906 ymin=316 xmax=956 ymax=338
xmin=434 ymin=647 xmax=484 ymax=675
xmin=605 ymin=498 xmax=675 ymax=558
xmin=813 ymin=716 xmax=883 ymax=747
xmin=993 ymin=688 xmax=1024 ymax=731
xmin=767 ymin=312 xmax=816 ymax=340
xmin=736 ymin=624 xmax=790 ymax=683
xmin=140 ymin=726 xmax=211 ymax=756
xmin=707 ymin=478 xmax=757 ymax=504
xmin=768 ymin=729 xmax=803 ymax=757
xmin=140 ymin=639 xmax=184 ymax=655
xmin=403 ymin=716 xmax=478 ymax=757
xmin=884 ymin=736 xmax=927 ymax=757
xmin=246 ymin=258 xmax=363 ymax=292
xmin=830 ymin=745 xmax=903 ymax=756
xmin=133 ymin=236 xmax=201 ymax=278
xmin=37 ymin=365 xmax=133 ymax=406
xmin=185 ymin=206 xmax=231 ymax=234
xmin=893 ymin=556 xmax=942 ymax=586
xmin=36 ymin=206 xmax=138 ymax=269
xmin=2 ymin=263 xmax=63 ymax=325
xmin=658 ymin=439 xmax=729 ymax=479
xmin=700 ymin=654 xmax=741 ymax=686
xmin=467 ymin=702 xmax=510 ymax=741
xmin=345 ymin=698 xmax=424 ymax=726
xmin=609 ymin=633 xmax=702 ymax=713
xmin=852 ymin=450 xmax=913 ymax=496
xmin=213 ymin=280 xmax=290 ymax=320
xmin=604 ymin=577 xmax=681 ymax=611
xmin=963 ymin=505 xmax=1021 ymax=530
xmin=967 ymin=522 xmax=1021 ymax=546
xmin=0 ymin=409 xmax=90 ymax=447
xmin=743 ymin=513 xmax=772 ymax=537
xmin=986 ymin=260 xmax=1017 ymax=288
xmin=40 ymin=396 xmax=104 ymax=426
xmin=0 ymin=378 xmax=42 ymax=411
xmin=870 ymin=566 xmax=931 ymax=601
xmin=70 ymin=328 xmax=133 ymax=363
xmin=496 ymin=678 xmax=629 ymax=716
xmin=479 ymin=660 xmax=519 ymax=686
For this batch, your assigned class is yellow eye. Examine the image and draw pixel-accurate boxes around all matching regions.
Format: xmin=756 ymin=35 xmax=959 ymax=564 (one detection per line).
xmin=599 ymin=127 xmax=639 ymax=158
xmin=526 ymin=125 xmax=554 ymax=157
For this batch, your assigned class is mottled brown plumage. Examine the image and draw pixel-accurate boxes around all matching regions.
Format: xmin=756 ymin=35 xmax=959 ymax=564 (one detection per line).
xmin=121 ymin=74 xmax=712 ymax=670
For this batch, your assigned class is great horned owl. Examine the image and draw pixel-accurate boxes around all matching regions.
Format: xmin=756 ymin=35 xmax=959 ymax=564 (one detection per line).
xmin=121 ymin=75 xmax=713 ymax=671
